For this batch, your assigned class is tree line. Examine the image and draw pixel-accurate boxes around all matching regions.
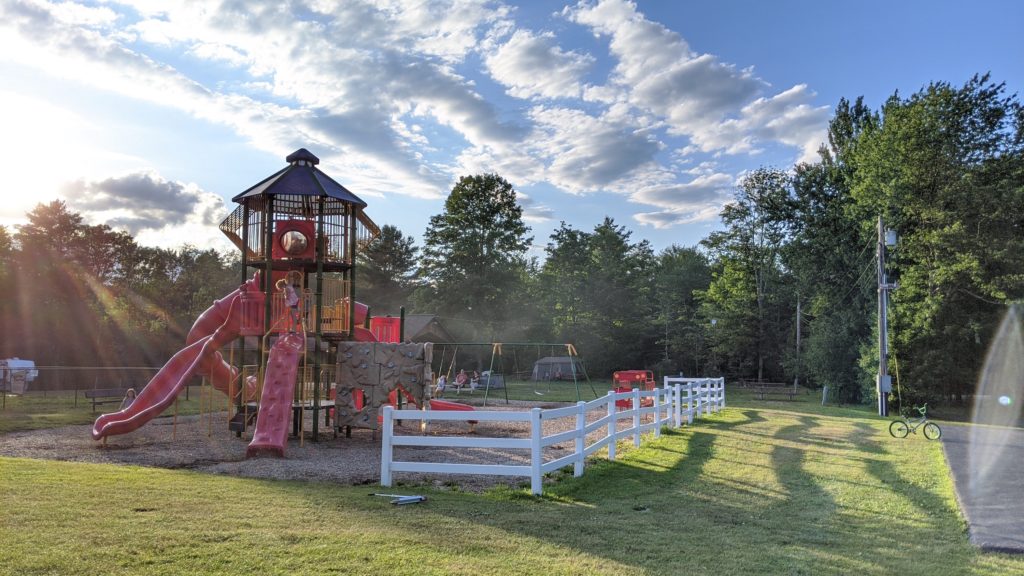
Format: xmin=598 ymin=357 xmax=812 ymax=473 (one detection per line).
xmin=0 ymin=201 xmax=239 ymax=367
xmin=2 ymin=74 xmax=1020 ymax=408
xmin=361 ymin=74 xmax=1023 ymax=408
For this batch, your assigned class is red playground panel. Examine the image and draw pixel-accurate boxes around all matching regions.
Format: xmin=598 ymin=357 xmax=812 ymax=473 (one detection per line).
xmin=613 ymin=370 xmax=656 ymax=408
xmin=370 ymin=316 xmax=402 ymax=343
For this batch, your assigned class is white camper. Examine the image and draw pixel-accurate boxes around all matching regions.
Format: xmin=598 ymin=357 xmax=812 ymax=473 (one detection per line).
xmin=1 ymin=358 xmax=38 ymax=395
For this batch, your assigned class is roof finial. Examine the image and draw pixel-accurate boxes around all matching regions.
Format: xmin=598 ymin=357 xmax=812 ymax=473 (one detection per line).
xmin=286 ymin=148 xmax=319 ymax=166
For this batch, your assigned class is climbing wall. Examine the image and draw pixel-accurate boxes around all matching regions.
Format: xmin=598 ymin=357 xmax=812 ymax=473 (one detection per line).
xmin=334 ymin=342 xmax=432 ymax=430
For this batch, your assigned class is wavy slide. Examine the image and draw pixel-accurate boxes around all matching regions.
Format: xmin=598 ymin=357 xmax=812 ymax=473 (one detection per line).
xmin=246 ymin=332 xmax=304 ymax=457
xmin=91 ymin=278 xmax=258 ymax=440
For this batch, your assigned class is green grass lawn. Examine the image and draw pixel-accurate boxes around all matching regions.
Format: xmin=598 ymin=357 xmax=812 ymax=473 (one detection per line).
xmin=2 ymin=392 xmax=1021 ymax=575
xmin=0 ymin=387 xmax=214 ymax=434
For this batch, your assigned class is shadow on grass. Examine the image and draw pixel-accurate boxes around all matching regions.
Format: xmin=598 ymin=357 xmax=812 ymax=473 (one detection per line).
xmin=715 ymin=409 xmax=766 ymax=430
xmin=501 ymin=409 xmax=963 ymax=572
xmin=234 ymin=406 xmax=986 ymax=575
xmin=755 ymin=417 xmax=838 ymax=561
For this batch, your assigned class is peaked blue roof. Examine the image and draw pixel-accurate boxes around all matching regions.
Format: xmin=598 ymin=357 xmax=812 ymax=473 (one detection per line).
xmin=232 ymin=149 xmax=367 ymax=207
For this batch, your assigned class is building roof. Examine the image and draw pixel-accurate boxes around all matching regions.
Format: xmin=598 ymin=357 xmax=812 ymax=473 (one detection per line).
xmin=232 ymin=148 xmax=368 ymax=207
xmin=404 ymin=314 xmax=455 ymax=343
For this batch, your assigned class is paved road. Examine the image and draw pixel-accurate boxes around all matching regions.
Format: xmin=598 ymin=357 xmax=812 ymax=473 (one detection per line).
xmin=941 ymin=423 xmax=1024 ymax=553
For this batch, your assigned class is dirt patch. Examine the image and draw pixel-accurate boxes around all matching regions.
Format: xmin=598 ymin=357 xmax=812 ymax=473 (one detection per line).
xmin=0 ymin=400 xmax=619 ymax=492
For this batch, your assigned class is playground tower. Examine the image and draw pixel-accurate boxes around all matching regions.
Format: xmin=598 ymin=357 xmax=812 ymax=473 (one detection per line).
xmin=218 ymin=148 xmax=380 ymax=437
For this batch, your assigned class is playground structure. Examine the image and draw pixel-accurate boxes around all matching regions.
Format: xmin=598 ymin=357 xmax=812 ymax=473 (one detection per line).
xmin=91 ymin=148 xmax=473 ymax=455
xmin=430 ymin=342 xmax=597 ymax=403
xmin=613 ymin=370 xmax=656 ymax=408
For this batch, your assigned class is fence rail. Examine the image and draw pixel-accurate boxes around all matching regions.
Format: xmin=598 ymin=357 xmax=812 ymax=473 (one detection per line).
xmin=381 ymin=377 xmax=725 ymax=495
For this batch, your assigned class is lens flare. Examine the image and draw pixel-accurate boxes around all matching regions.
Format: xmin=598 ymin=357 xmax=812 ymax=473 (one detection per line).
xmin=969 ymin=305 xmax=1024 ymax=494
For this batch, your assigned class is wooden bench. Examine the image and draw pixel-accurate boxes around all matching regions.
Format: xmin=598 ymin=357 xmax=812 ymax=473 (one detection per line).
xmin=752 ymin=382 xmax=799 ymax=401
xmin=84 ymin=388 xmax=131 ymax=411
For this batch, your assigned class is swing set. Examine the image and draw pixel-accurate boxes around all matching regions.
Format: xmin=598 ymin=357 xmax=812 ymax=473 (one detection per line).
xmin=431 ymin=342 xmax=597 ymax=404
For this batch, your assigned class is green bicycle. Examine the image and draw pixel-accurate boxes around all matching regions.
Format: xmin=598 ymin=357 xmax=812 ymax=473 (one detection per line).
xmin=889 ymin=404 xmax=942 ymax=440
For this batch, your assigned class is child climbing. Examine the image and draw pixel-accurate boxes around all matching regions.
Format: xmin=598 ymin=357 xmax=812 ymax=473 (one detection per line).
xmin=275 ymin=271 xmax=303 ymax=332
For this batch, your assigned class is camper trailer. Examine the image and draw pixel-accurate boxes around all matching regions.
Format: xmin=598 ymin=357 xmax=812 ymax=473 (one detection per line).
xmin=0 ymin=358 xmax=39 ymax=395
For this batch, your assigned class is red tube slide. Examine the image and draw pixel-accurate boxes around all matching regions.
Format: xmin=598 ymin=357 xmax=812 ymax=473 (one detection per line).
xmin=91 ymin=278 xmax=259 ymax=440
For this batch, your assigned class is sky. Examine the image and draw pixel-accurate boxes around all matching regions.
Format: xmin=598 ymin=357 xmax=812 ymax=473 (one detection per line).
xmin=0 ymin=0 xmax=1021 ymax=256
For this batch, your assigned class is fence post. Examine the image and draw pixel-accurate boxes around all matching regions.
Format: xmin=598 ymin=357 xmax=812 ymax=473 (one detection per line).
xmin=653 ymin=388 xmax=661 ymax=438
xmin=719 ymin=377 xmax=726 ymax=409
xmin=530 ymin=408 xmax=543 ymax=495
xmin=663 ymin=382 xmax=671 ymax=428
xmin=632 ymin=388 xmax=641 ymax=448
xmin=664 ymin=387 xmax=671 ymax=427
xmin=674 ymin=383 xmax=682 ymax=428
xmin=606 ymin=390 xmax=617 ymax=461
xmin=380 ymin=405 xmax=394 ymax=487
xmin=686 ymin=383 xmax=694 ymax=425
xmin=574 ymin=401 xmax=585 ymax=477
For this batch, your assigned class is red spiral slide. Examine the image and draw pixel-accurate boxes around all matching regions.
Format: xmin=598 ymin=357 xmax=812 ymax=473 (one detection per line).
xmin=91 ymin=278 xmax=259 ymax=440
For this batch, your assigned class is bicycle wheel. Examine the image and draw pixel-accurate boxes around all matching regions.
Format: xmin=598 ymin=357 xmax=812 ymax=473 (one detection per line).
xmin=889 ymin=420 xmax=910 ymax=438
xmin=923 ymin=422 xmax=942 ymax=440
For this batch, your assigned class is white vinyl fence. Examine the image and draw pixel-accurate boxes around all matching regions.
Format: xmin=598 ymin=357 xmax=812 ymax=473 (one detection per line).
xmin=380 ymin=377 xmax=725 ymax=495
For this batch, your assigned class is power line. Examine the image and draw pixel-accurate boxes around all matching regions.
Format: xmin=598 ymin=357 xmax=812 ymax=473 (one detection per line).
xmin=812 ymin=257 xmax=877 ymax=317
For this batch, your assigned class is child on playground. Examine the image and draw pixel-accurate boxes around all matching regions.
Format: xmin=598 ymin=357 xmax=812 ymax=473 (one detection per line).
xmin=120 ymin=388 xmax=136 ymax=411
xmin=435 ymin=374 xmax=447 ymax=398
xmin=470 ymin=370 xmax=480 ymax=391
xmin=275 ymin=271 xmax=302 ymax=332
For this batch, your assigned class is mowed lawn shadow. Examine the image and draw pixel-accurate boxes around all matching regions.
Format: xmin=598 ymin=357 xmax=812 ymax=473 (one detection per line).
xmin=417 ymin=406 xmax=992 ymax=574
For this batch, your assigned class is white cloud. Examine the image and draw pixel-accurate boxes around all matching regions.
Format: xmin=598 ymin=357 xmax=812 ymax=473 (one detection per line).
xmin=485 ymin=29 xmax=594 ymax=99
xmin=566 ymin=0 xmax=829 ymax=163
xmin=0 ymin=0 xmax=833 ymax=239
xmin=188 ymin=42 xmax=249 ymax=67
xmin=455 ymin=105 xmax=661 ymax=193
xmin=629 ymin=172 xmax=733 ymax=229
xmin=530 ymin=106 xmax=661 ymax=191
xmin=517 ymin=192 xmax=555 ymax=223
xmin=741 ymin=84 xmax=829 ymax=163
xmin=50 ymin=0 xmax=118 ymax=27
xmin=630 ymin=172 xmax=733 ymax=210
xmin=366 ymin=0 xmax=512 ymax=62
xmin=62 ymin=170 xmax=232 ymax=249
xmin=0 ymin=0 xmax=521 ymax=203
xmin=633 ymin=204 xmax=722 ymax=228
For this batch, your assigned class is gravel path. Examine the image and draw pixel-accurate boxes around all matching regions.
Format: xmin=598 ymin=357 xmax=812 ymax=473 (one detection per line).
xmin=0 ymin=401 xmax=617 ymax=492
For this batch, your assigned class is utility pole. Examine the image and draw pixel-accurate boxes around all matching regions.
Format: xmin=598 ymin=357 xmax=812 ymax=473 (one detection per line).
xmin=794 ymin=294 xmax=801 ymax=390
xmin=876 ymin=216 xmax=896 ymax=417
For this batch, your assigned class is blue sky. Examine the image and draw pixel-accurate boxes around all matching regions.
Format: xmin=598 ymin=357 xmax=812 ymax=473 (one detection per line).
xmin=0 ymin=0 xmax=1020 ymax=256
